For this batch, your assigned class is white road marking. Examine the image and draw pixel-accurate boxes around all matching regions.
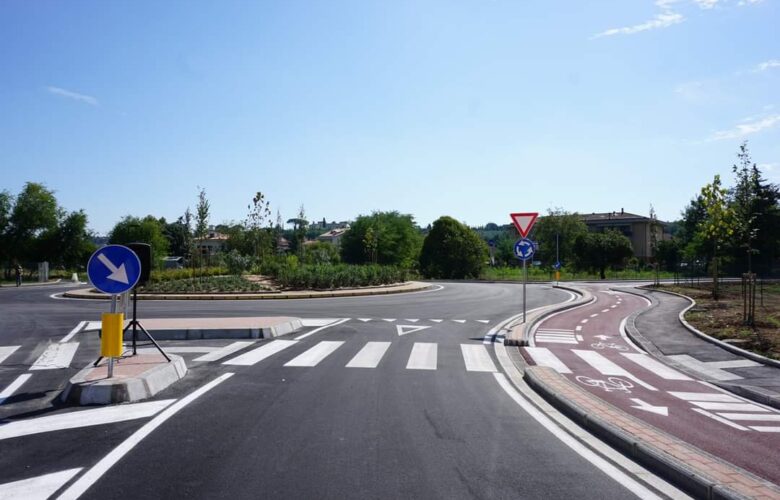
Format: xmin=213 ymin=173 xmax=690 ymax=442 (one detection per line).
xmin=0 ymin=468 xmax=82 ymax=500
xmin=669 ymin=391 xmax=743 ymax=403
xmin=404 ymin=319 xmax=419 ymax=322
xmin=346 ymin=342 xmax=391 ymax=368
xmin=667 ymin=355 xmax=745 ymax=381
xmin=717 ymin=413 xmax=780 ymax=421
xmin=452 ymin=319 xmax=466 ymax=324
xmin=396 ymin=324 xmax=432 ymax=336
xmin=222 ymin=339 xmax=297 ymax=366
xmin=406 ymin=343 xmax=437 ymax=370
xmin=140 ymin=346 xmax=214 ymax=354
xmin=576 ymin=335 xmax=584 ymax=341
xmin=430 ymin=319 xmax=443 ymax=323
xmin=575 ymin=326 xmax=582 ymax=332
xmin=601 ymin=309 xmax=610 ymax=313
xmin=750 ymin=426 xmax=780 ymax=432
xmin=284 ymin=341 xmax=344 ymax=367
xmin=476 ymin=320 xmax=490 ymax=324
xmin=357 ymin=318 xmax=372 ymax=322
xmin=300 ymin=318 xmax=341 ymax=327
xmin=589 ymin=313 xmax=599 ymax=318
xmin=523 ymin=347 xmax=572 ymax=374
xmin=611 ymin=305 xmax=618 ymax=309
xmin=0 ymin=374 xmax=32 ymax=405
xmin=460 ymin=344 xmax=497 ymax=372
xmin=60 ymin=321 xmax=86 ymax=343
xmin=382 ymin=318 xmax=396 ymax=322
xmin=294 ymin=317 xmax=350 ymax=340
xmin=0 ymin=345 xmax=21 ymax=365
xmin=0 ymin=400 xmax=174 ymax=441
xmin=621 ymin=353 xmax=692 ymax=381
xmin=580 ymin=319 xmax=588 ymax=324
xmin=194 ymin=341 xmax=254 ymax=362
xmin=537 ymin=329 xmax=575 ymax=334
xmin=691 ymin=409 xmax=750 ymax=431
xmin=83 ymin=321 xmax=102 ymax=331
xmin=629 ymin=398 xmax=668 ymax=416
xmin=30 ymin=343 xmax=79 ymax=370
xmin=536 ymin=338 xmax=578 ymax=344
xmin=573 ymin=350 xmax=657 ymax=391
xmin=706 ymin=359 xmax=761 ymax=369
xmin=58 ymin=374 xmax=233 ymax=500
xmin=690 ymin=401 xmax=768 ymax=412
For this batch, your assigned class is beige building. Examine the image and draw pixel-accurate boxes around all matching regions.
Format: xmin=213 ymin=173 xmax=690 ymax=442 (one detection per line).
xmin=580 ymin=210 xmax=669 ymax=260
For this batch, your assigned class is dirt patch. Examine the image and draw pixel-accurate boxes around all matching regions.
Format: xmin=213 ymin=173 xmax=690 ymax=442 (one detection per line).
xmin=659 ymin=283 xmax=780 ymax=361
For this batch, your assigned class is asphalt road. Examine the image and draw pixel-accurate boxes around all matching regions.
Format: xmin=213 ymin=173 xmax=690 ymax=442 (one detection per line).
xmin=0 ymin=282 xmax=666 ymax=499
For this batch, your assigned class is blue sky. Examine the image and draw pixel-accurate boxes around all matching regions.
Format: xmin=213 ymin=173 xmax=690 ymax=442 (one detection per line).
xmin=1 ymin=0 xmax=778 ymax=234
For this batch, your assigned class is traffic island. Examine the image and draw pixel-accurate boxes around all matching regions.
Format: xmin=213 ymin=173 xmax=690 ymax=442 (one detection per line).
xmin=61 ymin=353 xmax=187 ymax=405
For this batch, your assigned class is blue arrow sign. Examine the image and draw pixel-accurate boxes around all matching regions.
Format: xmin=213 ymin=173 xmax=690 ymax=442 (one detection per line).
xmin=553 ymin=261 xmax=561 ymax=270
xmin=87 ymin=244 xmax=142 ymax=295
xmin=513 ymin=238 xmax=535 ymax=261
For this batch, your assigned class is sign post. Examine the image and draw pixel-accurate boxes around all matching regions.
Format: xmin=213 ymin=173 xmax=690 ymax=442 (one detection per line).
xmin=510 ymin=213 xmax=538 ymax=324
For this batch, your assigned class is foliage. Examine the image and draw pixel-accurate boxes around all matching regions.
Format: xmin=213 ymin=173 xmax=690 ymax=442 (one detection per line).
xmin=654 ymin=239 xmax=681 ymax=272
xmin=109 ymin=215 xmax=170 ymax=269
xmin=274 ymin=263 xmax=409 ymax=290
xmin=287 ymin=205 xmax=308 ymax=257
xmin=245 ymin=191 xmax=273 ymax=261
xmin=531 ymin=209 xmax=589 ymax=268
xmin=303 ymin=241 xmax=341 ymax=265
xmin=699 ymin=174 xmax=735 ymax=298
xmin=163 ymin=213 xmax=193 ymax=259
xmin=419 ymin=216 xmax=487 ymax=279
xmin=194 ymin=186 xmax=210 ymax=241
xmin=149 ymin=266 xmax=228 ymax=283
xmin=573 ymin=229 xmax=633 ymax=279
xmin=223 ymin=249 xmax=254 ymax=275
xmin=142 ymin=275 xmax=269 ymax=294
xmin=340 ymin=211 xmax=422 ymax=268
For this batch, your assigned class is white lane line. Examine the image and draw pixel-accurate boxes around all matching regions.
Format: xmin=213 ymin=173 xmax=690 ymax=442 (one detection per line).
xmin=140 ymin=346 xmax=214 ymax=354
xmin=61 ymin=321 xmax=87 ymax=343
xmin=58 ymin=373 xmax=233 ymax=500
xmin=580 ymin=319 xmax=588 ymax=324
xmin=404 ymin=319 xmax=419 ymax=323
xmin=691 ymin=409 xmax=750 ymax=431
xmin=717 ymin=413 xmax=780 ymax=421
xmin=460 ymin=344 xmax=497 ymax=372
xmin=0 ymin=468 xmax=82 ymax=500
xmin=222 ymin=340 xmax=297 ymax=366
xmin=30 ymin=343 xmax=79 ymax=370
xmin=750 ymin=426 xmax=780 ymax=432
xmin=346 ymin=342 xmax=391 ymax=368
xmin=83 ymin=321 xmax=101 ymax=331
xmin=575 ymin=326 xmax=582 ymax=332
xmin=576 ymin=335 xmax=584 ymax=341
xmin=589 ymin=313 xmax=599 ymax=318
xmin=194 ymin=341 xmax=254 ymax=362
xmin=536 ymin=338 xmax=578 ymax=344
xmin=706 ymin=359 xmax=761 ymax=369
xmin=284 ymin=341 xmax=344 ymax=367
xmin=430 ymin=319 xmax=443 ymax=323
xmin=537 ymin=329 xmax=575 ymax=334
xmin=572 ymin=350 xmax=657 ymax=391
xmin=294 ymin=317 xmax=350 ymax=340
xmin=357 ymin=318 xmax=372 ymax=322
xmin=452 ymin=319 xmax=466 ymax=324
xmin=690 ymin=401 xmax=769 ymax=412
xmin=493 ymin=373 xmax=663 ymax=500
xmin=476 ymin=320 xmax=490 ymax=324
xmin=299 ymin=318 xmax=341 ymax=327
xmin=611 ymin=305 xmax=618 ymax=309
xmin=382 ymin=319 xmax=396 ymax=322
xmin=406 ymin=343 xmax=437 ymax=370
xmin=0 ymin=345 xmax=21 ymax=365
xmin=523 ymin=347 xmax=572 ymax=374
xmin=536 ymin=333 xmax=577 ymax=339
xmin=0 ymin=374 xmax=32 ymax=405
xmin=668 ymin=391 xmax=741 ymax=403
xmin=601 ymin=309 xmax=610 ymax=313
xmin=0 ymin=400 xmax=174 ymax=441
xmin=621 ymin=353 xmax=692 ymax=381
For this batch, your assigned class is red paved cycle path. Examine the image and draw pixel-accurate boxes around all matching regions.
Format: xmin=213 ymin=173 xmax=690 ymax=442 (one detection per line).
xmin=522 ymin=285 xmax=780 ymax=485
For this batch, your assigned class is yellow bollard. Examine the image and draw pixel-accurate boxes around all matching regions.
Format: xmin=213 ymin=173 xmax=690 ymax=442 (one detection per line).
xmin=555 ymin=271 xmax=560 ymax=282
xmin=101 ymin=312 xmax=124 ymax=358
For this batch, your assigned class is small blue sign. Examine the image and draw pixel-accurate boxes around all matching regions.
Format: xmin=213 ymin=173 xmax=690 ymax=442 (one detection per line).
xmin=553 ymin=261 xmax=561 ymax=270
xmin=513 ymin=238 xmax=535 ymax=261
xmin=87 ymin=244 xmax=142 ymax=295
xmin=488 ymin=239 xmax=496 ymax=248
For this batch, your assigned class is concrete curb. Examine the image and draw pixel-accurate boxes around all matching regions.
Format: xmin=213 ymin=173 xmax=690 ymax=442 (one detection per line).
xmin=62 ymin=281 xmax=432 ymax=301
xmin=61 ymin=354 xmax=188 ymax=405
xmin=0 ymin=279 xmax=63 ymax=288
xmin=523 ymin=366 xmax=779 ymax=499
xmin=120 ymin=318 xmax=303 ymax=341
xmin=504 ymin=284 xmax=593 ymax=346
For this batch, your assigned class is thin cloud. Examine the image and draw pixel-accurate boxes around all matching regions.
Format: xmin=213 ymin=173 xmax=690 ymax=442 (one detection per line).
xmin=591 ymin=11 xmax=684 ymax=38
xmin=755 ymin=59 xmax=780 ymax=72
xmin=708 ymin=114 xmax=780 ymax=141
xmin=692 ymin=0 xmax=719 ymax=8
xmin=738 ymin=0 xmax=764 ymax=5
xmin=46 ymin=86 xmax=99 ymax=106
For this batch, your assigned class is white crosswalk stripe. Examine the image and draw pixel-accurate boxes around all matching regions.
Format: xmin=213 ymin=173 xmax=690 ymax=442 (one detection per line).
xmin=670 ymin=391 xmax=780 ymax=432
xmin=524 ymin=347 xmax=572 ymax=374
xmin=460 ymin=345 xmax=497 ymax=372
xmin=30 ymin=343 xmax=79 ymax=370
xmin=223 ymin=340 xmax=297 ymax=366
xmin=194 ymin=342 xmax=254 ymax=362
xmin=572 ymin=350 xmax=657 ymax=391
xmin=346 ymin=342 xmax=391 ymax=368
xmin=406 ymin=343 xmax=437 ymax=370
xmin=0 ymin=345 xmax=21 ymax=365
xmin=284 ymin=341 xmax=344 ymax=367
xmin=0 ymin=374 xmax=32 ymax=405
xmin=620 ymin=353 xmax=692 ymax=381
xmin=536 ymin=329 xmax=578 ymax=345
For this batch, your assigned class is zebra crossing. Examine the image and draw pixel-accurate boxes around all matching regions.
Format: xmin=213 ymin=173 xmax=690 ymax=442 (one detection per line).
xmin=534 ymin=329 xmax=582 ymax=345
xmin=223 ymin=338 xmax=498 ymax=373
xmin=524 ymin=346 xmax=780 ymax=432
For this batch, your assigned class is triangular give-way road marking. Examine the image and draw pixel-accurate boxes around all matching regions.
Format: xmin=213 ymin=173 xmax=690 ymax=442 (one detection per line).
xmin=396 ymin=325 xmax=432 ymax=336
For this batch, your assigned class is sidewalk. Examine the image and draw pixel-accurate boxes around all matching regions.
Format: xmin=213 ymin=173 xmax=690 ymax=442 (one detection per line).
xmin=626 ymin=287 xmax=780 ymax=410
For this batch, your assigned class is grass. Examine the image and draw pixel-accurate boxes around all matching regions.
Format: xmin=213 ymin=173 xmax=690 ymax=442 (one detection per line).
xmin=141 ymin=275 xmax=271 ymax=294
xmin=658 ymin=282 xmax=780 ymax=361
xmin=480 ymin=266 xmax=676 ymax=282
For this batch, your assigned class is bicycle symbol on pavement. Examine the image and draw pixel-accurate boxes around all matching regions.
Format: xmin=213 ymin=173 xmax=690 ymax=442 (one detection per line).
xmin=590 ymin=341 xmax=629 ymax=352
xmin=575 ymin=376 xmax=634 ymax=393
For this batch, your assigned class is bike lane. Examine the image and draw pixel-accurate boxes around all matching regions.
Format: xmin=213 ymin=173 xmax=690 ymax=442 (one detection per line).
xmin=521 ymin=285 xmax=780 ymax=486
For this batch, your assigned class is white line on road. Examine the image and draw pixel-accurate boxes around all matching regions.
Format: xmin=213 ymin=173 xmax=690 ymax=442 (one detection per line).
xmin=589 ymin=313 xmax=599 ymax=318
xmin=406 ymin=343 xmax=437 ymax=370
xmin=0 ymin=400 xmax=174 ymax=441
xmin=30 ymin=343 xmax=79 ymax=370
xmin=430 ymin=319 xmax=443 ymax=323
xmin=476 ymin=320 xmax=490 ymax=324
xmin=60 ymin=321 xmax=86 ymax=343
xmin=300 ymin=318 xmax=341 ymax=327
xmin=194 ymin=341 xmax=254 ymax=362
xmin=523 ymin=347 xmax=572 ymax=374
xmin=346 ymin=342 xmax=391 ymax=368
xmin=382 ymin=319 xmax=396 ymax=322
xmin=294 ymin=317 xmax=350 ymax=340
xmin=575 ymin=326 xmax=582 ymax=332
xmin=404 ymin=319 xmax=419 ymax=322
xmin=690 ymin=401 xmax=769 ymax=412
xmin=0 ymin=345 xmax=21 ymax=365
xmin=284 ymin=341 xmax=344 ymax=367
xmin=668 ymin=391 xmax=741 ymax=403
xmin=573 ymin=350 xmax=657 ymax=391
xmin=717 ymin=413 xmax=780 ymax=421
xmin=750 ymin=426 xmax=780 ymax=432
xmin=452 ymin=319 xmax=466 ymax=324
xmin=0 ymin=373 xmax=32 ymax=405
xmin=222 ymin=340 xmax=297 ymax=366
xmin=580 ymin=319 xmax=588 ymax=324
xmin=601 ymin=309 xmax=610 ymax=313
xmin=357 ymin=318 xmax=372 ymax=322
xmin=620 ymin=353 xmax=692 ymax=381
xmin=691 ymin=408 xmax=750 ymax=431
xmin=460 ymin=344 xmax=497 ymax=372
xmin=0 ymin=468 xmax=82 ymax=500
xmin=58 ymin=373 xmax=233 ymax=500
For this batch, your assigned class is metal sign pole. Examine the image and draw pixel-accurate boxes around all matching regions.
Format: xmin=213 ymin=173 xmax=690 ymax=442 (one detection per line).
xmin=523 ymin=259 xmax=527 ymax=323
xmin=109 ymin=294 xmax=117 ymax=378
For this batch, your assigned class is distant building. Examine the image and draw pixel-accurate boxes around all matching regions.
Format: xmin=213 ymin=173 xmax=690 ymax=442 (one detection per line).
xmin=196 ymin=228 xmax=229 ymax=256
xmin=277 ymin=236 xmax=291 ymax=253
xmin=311 ymin=218 xmax=351 ymax=232
xmin=317 ymin=227 xmax=349 ymax=247
xmin=580 ymin=209 xmax=670 ymax=260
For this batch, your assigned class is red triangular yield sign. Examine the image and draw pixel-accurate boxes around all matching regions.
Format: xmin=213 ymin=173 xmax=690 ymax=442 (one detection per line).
xmin=510 ymin=212 xmax=538 ymax=238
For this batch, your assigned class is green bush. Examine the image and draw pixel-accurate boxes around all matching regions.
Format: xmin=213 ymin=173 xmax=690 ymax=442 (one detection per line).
xmin=148 ymin=266 xmax=228 ymax=283
xmin=223 ymin=250 xmax=254 ymax=275
xmin=273 ymin=263 xmax=408 ymax=290
xmin=420 ymin=216 xmax=487 ymax=279
xmin=142 ymin=275 xmax=269 ymax=293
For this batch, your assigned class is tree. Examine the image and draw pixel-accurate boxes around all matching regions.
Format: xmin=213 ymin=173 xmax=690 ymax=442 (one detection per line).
xmin=531 ymin=209 xmax=589 ymax=268
xmin=573 ymin=230 xmax=633 ymax=279
xmin=245 ymin=191 xmax=273 ymax=261
xmin=109 ymin=216 xmax=169 ymax=269
xmin=419 ymin=216 xmax=487 ymax=279
xmin=699 ymin=174 xmax=735 ymax=299
xmin=0 ymin=191 xmax=13 ymax=271
xmin=340 ymin=211 xmax=422 ymax=268
xmin=52 ymin=210 xmax=95 ymax=269
xmin=7 ymin=182 xmax=59 ymax=264
xmin=287 ymin=205 xmax=308 ymax=258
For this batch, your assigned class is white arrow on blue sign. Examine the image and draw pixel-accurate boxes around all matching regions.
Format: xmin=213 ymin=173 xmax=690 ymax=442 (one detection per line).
xmin=513 ymin=238 xmax=535 ymax=261
xmin=87 ymin=244 xmax=142 ymax=295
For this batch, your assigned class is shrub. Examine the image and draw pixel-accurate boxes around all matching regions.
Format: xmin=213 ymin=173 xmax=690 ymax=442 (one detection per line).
xmin=419 ymin=216 xmax=487 ymax=279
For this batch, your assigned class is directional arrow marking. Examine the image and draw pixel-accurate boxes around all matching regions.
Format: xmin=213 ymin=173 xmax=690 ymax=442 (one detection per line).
xmin=97 ymin=253 xmax=129 ymax=284
xmin=594 ymin=335 xmax=612 ymax=340
xmin=630 ymin=398 xmax=668 ymax=416
xmin=396 ymin=325 xmax=432 ymax=336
